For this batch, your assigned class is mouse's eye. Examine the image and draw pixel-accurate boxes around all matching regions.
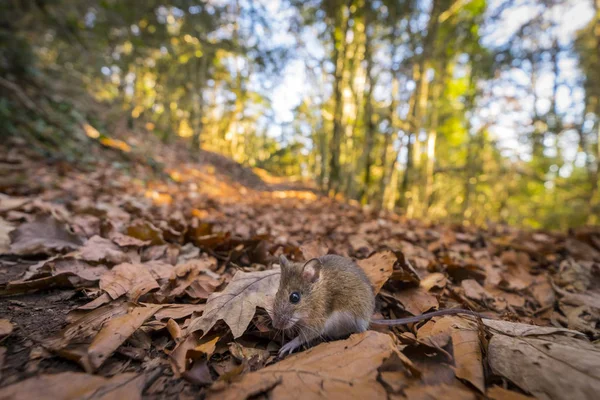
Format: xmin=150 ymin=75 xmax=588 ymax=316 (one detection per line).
xmin=289 ymin=291 xmax=301 ymax=304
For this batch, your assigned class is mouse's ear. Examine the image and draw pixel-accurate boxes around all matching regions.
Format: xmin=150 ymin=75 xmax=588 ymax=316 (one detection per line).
xmin=302 ymin=258 xmax=321 ymax=283
xmin=279 ymin=255 xmax=290 ymax=269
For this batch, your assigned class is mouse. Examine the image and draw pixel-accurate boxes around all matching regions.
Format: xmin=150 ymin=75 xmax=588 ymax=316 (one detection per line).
xmin=272 ymin=254 xmax=488 ymax=356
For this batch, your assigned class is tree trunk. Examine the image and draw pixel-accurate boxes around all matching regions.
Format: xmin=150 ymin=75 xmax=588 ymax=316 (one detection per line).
xmin=191 ymin=54 xmax=208 ymax=150
xmin=328 ymin=5 xmax=353 ymax=194
xmin=361 ymin=10 xmax=375 ymax=204
xmin=423 ymin=55 xmax=449 ymax=217
xmin=398 ymin=1 xmax=444 ymax=213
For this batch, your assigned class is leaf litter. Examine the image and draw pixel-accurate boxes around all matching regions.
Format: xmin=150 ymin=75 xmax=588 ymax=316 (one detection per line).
xmin=0 ymin=143 xmax=599 ymax=399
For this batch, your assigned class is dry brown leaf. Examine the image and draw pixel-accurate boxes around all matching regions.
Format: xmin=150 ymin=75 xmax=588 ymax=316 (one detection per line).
xmin=86 ymin=303 xmax=161 ymax=371
xmin=461 ymin=279 xmax=491 ymax=301
xmin=125 ymin=219 xmax=165 ymax=246
xmin=389 ymin=251 xmax=421 ymax=284
xmin=482 ymin=319 xmax=585 ymax=337
xmin=1 ymin=258 xmax=107 ymax=295
xmin=0 ymin=371 xmax=145 ymax=400
xmin=45 ymin=302 xmax=129 ymax=364
xmin=208 ymin=331 xmax=397 ymax=400
xmin=0 ymin=347 xmax=5 ymax=381
xmin=9 ymin=215 xmax=84 ymax=255
xmin=110 ymin=232 xmax=151 ymax=247
xmin=391 ymin=287 xmax=439 ymax=316
xmin=154 ymin=304 xmax=205 ymax=321
xmin=75 ymin=235 xmax=130 ymax=264
xmin=300 ymin=239 xmax=328 ymax=260
xmin=182 ymin=360 xmax=213 ymax=386
xmin=420 ymin=272 xmax=447 ymax=292
xmin=349 ymin=235 xmax=371 ymax=253
xmin=530 ymin=278 xmax=556 ymax=308
xmin=451 ymin=328 xmax=484 ymax=392
xmin=487 ymin=386 xmax=535 ymax=400
xmin=185 ymin=275 xmax=221 ymax=299
xmin=187 ymin=268 xmax=280 ymax=338
xmin=0 ymin=319 xmax=13 ymax=337
xmin=170 ymin=333 xmax=220 ymax=376
xmin=229 ymin=342 xmax=270 ymax=366
xmin=555 ymin=258 xmax=593 ymax=292
xmin=487 ymin=321 xmax=599 ymax=400
xmin=99 ymin=263 xmax=160 ymax=301
xmin=0 ymin=217 xmax=14 ymax=253
xmin=357 ymin=250 xmax=395 ymax=294
xmin=401 ymin=383 xmax=477 ymax=400
xmin=159 ymin=257 xmax=219 ymax=300
xmin=0 ymin=194 xmax=30 ymax=213
xmin=167 ymin=319 xmax=182 ymax=340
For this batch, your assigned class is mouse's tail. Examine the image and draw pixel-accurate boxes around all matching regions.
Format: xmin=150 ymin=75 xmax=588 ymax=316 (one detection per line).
xmin=370 ymin=308 xmax=486 ymax=326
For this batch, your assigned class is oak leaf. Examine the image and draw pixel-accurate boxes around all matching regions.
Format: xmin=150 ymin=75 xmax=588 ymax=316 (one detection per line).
xmin=187 ymin=268 xmax=280 ymax=338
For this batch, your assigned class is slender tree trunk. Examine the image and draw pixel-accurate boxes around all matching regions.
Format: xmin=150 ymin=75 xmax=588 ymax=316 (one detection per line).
xmin=361 ymin=10 xmax=375 ymax=204
xmin=328 ymin=5 xmax=353 ymax=194
xmin=423 ymin=55 xmax=449 ymax=217
xmin=398 ymin=1 xmax=444 ymax=213
xmin=192 ymin=54 xmax=208 ymax=150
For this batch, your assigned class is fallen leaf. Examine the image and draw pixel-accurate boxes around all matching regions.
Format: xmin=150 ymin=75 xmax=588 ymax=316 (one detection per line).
xmin=75 ymin=235 xmax=130 ymax=264
xmin=45 ymin=302 xmax=129 ymax=359
xmin=110 ymin=232 xmax=151 ymax=247
xmin=229 ymin=342 xmax=270 ymax=367
xmin=461 ymin=279 xmax=490 ymax=302
xmin=187 ymin=268 xmax=280 ymax=338
xmin=0 ymin=347 xmax=5 ymax=381
xmin=487 ymin=322 xmax=600 ymax=400
xmin=167 ymin=319 xmax=182 ymax=340
xmin=208 ymin=331 xmax=397 ymax=400
xmin=357 ymin=250 xmax=395 ymax=294
xmin=126 ymin=219 xmax=165 ymax=246
xmin=389 ymin=250 xmax=421 ymax=284
xmin=182 ymin=360 xmax=213 ymax=386
xmin=154 ymin=304 xmax=205 ymax=321
xmin=349 ymin=235 xmax=371 ymax=253
xmin=99 ymin=263 xmax=160 ymax=301
xmin=390 ymin=287 xmax=439 ymax=316
xmin=420 ymin=272 xmax=447 ymax=291
xmin=0 ymin=371 xmax=145 ymax=400
xmin=0 ymin=217 xmax=14 ymax=253
xmin=0 ymin=319 xmax=13 ymax=337
xmin=9 ymin=215 xmax=84 ymax=255
xmin=170 ymin=333 xmax=220 ymax=375
xmin=87 ymin=303 xmax=161 ymax=371
xmin=482 ymin=319 xmax=585 ymax=337
xmin=451 ymin=328 xmax=484 ymax=392
xmin=487 ymin=385 xmax=535 ymax=400
xmin=0 ymin=194 xmax=30 ymax=213
xmin=300 ymin=239 xmax=328 ymax=260
xmin=402 ymin=383 xmax=477 ymax=400
xmin=555 ymin=258 xmax=593 ymax=292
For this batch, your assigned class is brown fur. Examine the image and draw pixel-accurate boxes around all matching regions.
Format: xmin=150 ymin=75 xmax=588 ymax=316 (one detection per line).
xmin=272 ymin=254 xmax=375 ymax=339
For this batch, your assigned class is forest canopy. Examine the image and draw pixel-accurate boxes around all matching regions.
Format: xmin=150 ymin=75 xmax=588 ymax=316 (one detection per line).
xmin=1 ymin=0 xmax=599 ymax=230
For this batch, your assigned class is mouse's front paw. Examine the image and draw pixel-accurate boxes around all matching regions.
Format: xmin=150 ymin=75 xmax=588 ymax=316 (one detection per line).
xmin=278 ymin=336 xmax=302 ymax=357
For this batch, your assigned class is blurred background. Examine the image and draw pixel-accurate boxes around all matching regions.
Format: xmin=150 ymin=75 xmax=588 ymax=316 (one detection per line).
xmin=1 ymin=0 xmax=599 ymax=230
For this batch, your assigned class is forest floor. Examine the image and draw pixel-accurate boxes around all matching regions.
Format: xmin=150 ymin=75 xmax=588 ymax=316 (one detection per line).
xmin=0 ymin=134 xmax=599 ymax=400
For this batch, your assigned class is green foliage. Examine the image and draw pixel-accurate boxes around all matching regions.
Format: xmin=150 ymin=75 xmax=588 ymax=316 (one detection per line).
xmin=1 ymin=0 xmax=598 ymax=229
